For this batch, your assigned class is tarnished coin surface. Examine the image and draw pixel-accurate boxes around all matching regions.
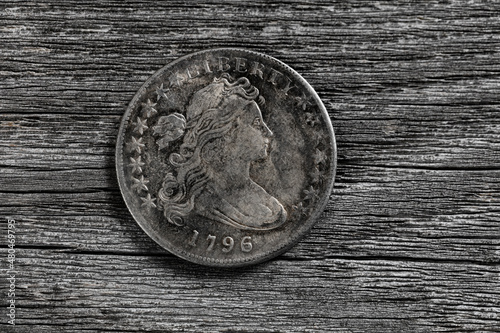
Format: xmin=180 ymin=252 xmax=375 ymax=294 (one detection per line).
xmin=116 ymin=49 xmax=336 ymax=267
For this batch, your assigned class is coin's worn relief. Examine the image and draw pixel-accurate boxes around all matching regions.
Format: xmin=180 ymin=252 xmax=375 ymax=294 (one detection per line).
xmin=155 ymin=75 xmax=287 ymax=231
xmin=116 ymin=49 xmax=336 ymax=267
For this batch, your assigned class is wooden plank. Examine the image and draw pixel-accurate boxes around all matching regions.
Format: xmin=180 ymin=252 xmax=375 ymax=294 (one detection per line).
xmin=8 ymin=249 xmax=500 ymax=333
xmin=1 ymin=167 xmax=499 ymax=263
xmin=2 ymin=109 xmax=500 ymax=170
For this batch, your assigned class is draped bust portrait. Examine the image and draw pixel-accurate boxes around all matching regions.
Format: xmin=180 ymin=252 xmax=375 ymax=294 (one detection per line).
xmin=153 ymin=75 xmax=287 ymax=230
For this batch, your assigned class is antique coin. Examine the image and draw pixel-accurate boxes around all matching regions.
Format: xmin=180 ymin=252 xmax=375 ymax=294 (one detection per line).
xmin=116 ymin=49 xmax=336 ymax=267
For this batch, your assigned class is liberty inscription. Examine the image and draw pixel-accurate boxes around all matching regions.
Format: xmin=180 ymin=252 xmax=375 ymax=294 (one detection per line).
xmin=116 ymin=49 xmax=336 ymax=267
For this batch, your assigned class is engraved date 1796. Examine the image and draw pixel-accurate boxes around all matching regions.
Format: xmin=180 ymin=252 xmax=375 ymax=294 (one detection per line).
xmin=188 ymin=230 xmax=253 ymax=253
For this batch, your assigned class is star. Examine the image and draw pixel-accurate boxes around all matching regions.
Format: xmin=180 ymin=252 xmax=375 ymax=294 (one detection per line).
xmin=131 ymin=175 xmax=149 ymax=192
xmin=295 ymin=92 xmax=312 ymax=111
xmin=140 ymin=193 xmax=157 ymax=209
xmin=141 ymin=99 xmax=157 ymax=118
xmin=292 ymin=202 xmax=308 ymax=217
xmin=303 ymin=186 xmax=319 ymax=201
xmin=310 ymin=167 xmax=321 ymax=184
xmin=155 ymin=83 xmax=169 ymax=101
xmin=128 ymin=156 xmax=145 ymax=174
xmin=312 ymin=130 xmax=325 ymax=146
xmin=127 ymin=136 xmax=145 ymax=154
xmin=132 ymin=117 xmax=148 ymax=135
xmin=305 ymin=112 xmax=320 ymax=127
xmin=313 ymin=148 xmax=327 ymax=165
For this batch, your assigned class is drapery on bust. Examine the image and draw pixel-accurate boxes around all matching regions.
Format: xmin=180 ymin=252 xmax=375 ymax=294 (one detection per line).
xmin=153 ymin=75 xmax=287 ymax=230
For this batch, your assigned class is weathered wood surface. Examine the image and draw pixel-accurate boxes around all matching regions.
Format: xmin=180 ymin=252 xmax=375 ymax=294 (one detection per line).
xmin=1 ymin=1 xmax=499 ymax=332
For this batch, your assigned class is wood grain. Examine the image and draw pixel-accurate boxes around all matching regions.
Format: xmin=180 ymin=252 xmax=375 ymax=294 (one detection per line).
xmin=1 ymin=1 xmax=499 ymax=332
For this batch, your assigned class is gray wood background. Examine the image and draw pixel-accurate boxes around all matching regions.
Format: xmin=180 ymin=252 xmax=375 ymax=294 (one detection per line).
xmin=1 ymin=1 xmax=499 ymax=332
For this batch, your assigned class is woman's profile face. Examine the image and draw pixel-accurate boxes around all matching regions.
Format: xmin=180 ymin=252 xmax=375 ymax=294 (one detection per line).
xmin=229 ymin=100 xmax=273 ymax=162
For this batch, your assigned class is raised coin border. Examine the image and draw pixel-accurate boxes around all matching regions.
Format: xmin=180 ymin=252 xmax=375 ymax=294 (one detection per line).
xmin=116 ymin=48 xmax=337 ymax=267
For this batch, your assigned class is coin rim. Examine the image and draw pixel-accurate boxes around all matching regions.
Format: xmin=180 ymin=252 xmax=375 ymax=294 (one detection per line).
xmin=116 ymin=48 xmax=337 ymax=267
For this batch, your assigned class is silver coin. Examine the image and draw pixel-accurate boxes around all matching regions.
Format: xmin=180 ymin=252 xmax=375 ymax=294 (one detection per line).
xmin=116 ymin=48 xmax=336 ymax=267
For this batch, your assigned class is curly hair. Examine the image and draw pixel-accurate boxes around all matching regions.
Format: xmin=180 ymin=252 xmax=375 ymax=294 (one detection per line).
xmin=157 ymin=75 xmax=263 ymax=226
